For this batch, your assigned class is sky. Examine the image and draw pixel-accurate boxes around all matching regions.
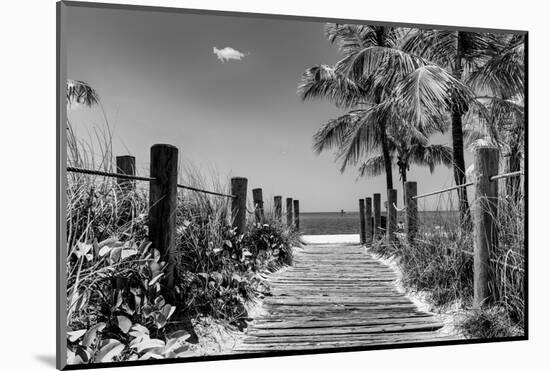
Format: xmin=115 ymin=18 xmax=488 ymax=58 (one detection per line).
xmin=66 ymin=5 xmax=474 ymax=212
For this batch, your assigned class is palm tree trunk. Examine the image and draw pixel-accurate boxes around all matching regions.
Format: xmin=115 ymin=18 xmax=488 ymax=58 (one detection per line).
xmin=401 ymin=168 xmax=407 ymax=204
xmin=451 ymin=111 xmax=471 ymax=226
xmin=374 ymin=27 xmax=393 ymax=191
xmin=451 ymin=31 xmax=471 ymax=228
xmin=380 ymin=120 xmax=394 ymax=190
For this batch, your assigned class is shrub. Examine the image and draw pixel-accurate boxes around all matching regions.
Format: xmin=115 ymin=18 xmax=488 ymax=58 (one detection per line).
xmin=66 ymin=140 xmax=299 ymax=364
xmin=369 ymin=190 xmax=524 ymax=337
xmin=459 ymin=306 xmax=523 ymax=339
xmin=65 ymin=90 xmax=300 ymax=364
xmin=370 ymin=231 xmax=473 ymax=306
xmin=173 ymin=216 xmax=298 ymax=329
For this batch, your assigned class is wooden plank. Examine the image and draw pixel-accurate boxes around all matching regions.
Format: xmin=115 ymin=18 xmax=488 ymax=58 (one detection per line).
xmin=253 ymin=316 xmax=441 ymax=329
xmin=242 ymin=331 xmax=449 ymax=344
xmin=235 ymin=333 xmax=456 ymax=351
xmin=233 ymin=241 xmax=455 ymax=352
xmin=256 ymin=313 xmax=433 ymax=322
xmin=247 ymin=322 xmax=444 ymax=337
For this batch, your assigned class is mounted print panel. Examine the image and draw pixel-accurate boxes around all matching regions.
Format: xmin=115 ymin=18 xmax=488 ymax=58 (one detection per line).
xmin=57 ymin=1 xmax=527 ymax=369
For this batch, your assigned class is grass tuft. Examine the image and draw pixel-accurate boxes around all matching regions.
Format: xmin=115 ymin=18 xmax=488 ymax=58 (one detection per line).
xmin=369 ymin=189 xmax=525 ymax=338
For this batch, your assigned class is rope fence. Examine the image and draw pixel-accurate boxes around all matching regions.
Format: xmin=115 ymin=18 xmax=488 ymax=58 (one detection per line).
xmin=412 ymin=181 xmax=475 ymax=200
xmin=412 ymin=170 xmax=524 ymax=201
xmin=176 ymin=183 xmax=235 ymax=199
xmin=67 ymin=166 xmax=154 ymax=182
xmin=358 ymin=146 xmax=525 ymax=308
xmin=489 ymin=170 xmax=524 ymax=182
xmin=67 ymin=166 xmax=235 ymax=198
xmin=67 ymin=144 xmax=302 ymax=293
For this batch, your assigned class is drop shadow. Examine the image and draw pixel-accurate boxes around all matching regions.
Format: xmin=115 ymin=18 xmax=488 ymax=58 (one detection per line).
xmin=35 ymin=354 xmax=56 ymax=368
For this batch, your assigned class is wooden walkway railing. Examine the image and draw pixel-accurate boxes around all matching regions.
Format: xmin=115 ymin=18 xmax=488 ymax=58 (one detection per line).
xmin=355 ymin=145 xmax=524 ymax=308
xmin=67 ymin=143 xmax=302 ymax=295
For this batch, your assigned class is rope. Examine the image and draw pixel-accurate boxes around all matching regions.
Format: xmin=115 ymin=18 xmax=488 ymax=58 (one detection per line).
xmin=490 ymin=171 xmax=524 ymax=181
xmin=176 ymin=183 xmax=236 ymax=199
xmin=412 ymin=171 xmax=524 ymax=200
xmin=67 ymin=166 xmax=154 ymax=182
xmin=412 ymin=182 xmax=475 ymax=200
xmin=393 ymin=203 xmax=407 ymax=212
xmin=67 ymin=166 xmax=236 ymax=198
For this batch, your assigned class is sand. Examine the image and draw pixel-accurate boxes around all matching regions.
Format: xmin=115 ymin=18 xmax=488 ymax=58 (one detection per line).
xmin=300 ymin=234 xmax=360 ymax=244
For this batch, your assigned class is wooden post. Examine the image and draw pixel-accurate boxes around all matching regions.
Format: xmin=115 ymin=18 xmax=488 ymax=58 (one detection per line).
xmin=293 ymin=200 xmax=300 ymax=231
xmin=274 ymin=196 xmax=282 ymax=222
xmin=148 ymin=144 xmax=178 ymax=294
xmin=252 ymin=188 xmax=264 ymax=223
xmin=286 ymin=197 xmax=293 ymax=227
xmin=405 ymin=182 xmax=418 ymax=245
xmin=116 ymin=155 xmax=136 ymax=192
xmin=373 ymin=193 xmax=381 ymax=240
xmin=473 ymin=146 xmax=499 ymax=308
xmin=359 ymin=199 xmax=366 ymax=244
xmin=387 ymin=189 xmax=397 ymax=246
xmin=365 ymin=197 xmax=373 ymax=246
xmin=231 ymin=177 xmax=248 ymax=235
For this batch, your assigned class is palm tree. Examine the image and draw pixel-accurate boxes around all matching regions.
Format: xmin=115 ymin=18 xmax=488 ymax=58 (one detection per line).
xmin=299 ymin=24 xmax=471 ymax=192
xmin=403 ymin=30 xmax=505 ymax=226
xmin=466 ymin=34 xmax=525 ymax=201
xmin=358 ymin=126 xmax=453 ymax=202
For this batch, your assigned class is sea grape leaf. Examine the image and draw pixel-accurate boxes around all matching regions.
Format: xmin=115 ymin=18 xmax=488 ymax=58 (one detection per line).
xmin=95 ymin=339 xmax=124 ymax=363
xmin=153 ymin=312 xmax=168 ymax=329
xmin=117 ymin=315 xmax=132 ymax=334
xmin=132 ymin=338 xmax=165 ymax=353
xmin=67 ymin=329 xmax=87 ymax=342
xmin=149 ymin=273 xmax=164 ymax=287
xmin=82 ymin=322 xmax=106 ymax=348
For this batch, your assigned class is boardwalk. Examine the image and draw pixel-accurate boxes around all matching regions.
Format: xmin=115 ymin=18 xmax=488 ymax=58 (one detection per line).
xmin=235 ymin=242 xmax=457 ymax=353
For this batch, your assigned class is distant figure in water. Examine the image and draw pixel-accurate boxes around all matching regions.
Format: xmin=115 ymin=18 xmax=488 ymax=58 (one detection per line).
xmin=340 ymin=209 xmax=345 ymax=216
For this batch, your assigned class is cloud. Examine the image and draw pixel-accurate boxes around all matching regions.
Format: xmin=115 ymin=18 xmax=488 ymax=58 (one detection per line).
xmin=213 ymin=46 xmax=248 ymax=63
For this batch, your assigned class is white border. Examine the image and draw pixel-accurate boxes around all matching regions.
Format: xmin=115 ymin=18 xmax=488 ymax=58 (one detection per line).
xmin=2 ymin=1 xmax=546 ymax=370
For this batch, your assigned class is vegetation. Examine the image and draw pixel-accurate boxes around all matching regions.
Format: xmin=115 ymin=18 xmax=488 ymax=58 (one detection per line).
xmin=404 ymin=31 xmax=525 ymax=224
xmin=299 ymin=27 xmax=524 ymax=227
xmin=298 ymin=25 xmax=472 ymax=192
xmin=299 ymin=24 xmax=525 ymax=340
xmin=357 ymin=126 xmax=453 ymax=202
xmin=64 ymin=20 xmax=525 ymax=362
xmin=65 ymin=81 xmax=299 ymax=364
xmin=369 ymin=191 xmax=525 ymax=339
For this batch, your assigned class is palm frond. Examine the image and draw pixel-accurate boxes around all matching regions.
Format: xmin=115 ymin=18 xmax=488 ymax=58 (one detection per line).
xmin=465 ymin=95 xmax=524 ymax=151
xmin=297 ymin=65 xmax=366 ymax=108
xmin=391 ymin=65 xmax=473 ymax=133
xmin=324 ymin=23 xmax=376 ymax=55
xmin=335 ymin=46 xmax=425 ymax=89
xmin=467 ymin=38 xmax=525 ymax=97
xmin=402 ymin=29 xmax=457 ymax=67
xmin=358 ymin=155 xmax=387 ymax=177
xmin=313 ymin=109 xmax=370 ymax=154
xmin=335 ymin=104 xmax=386 ymax=172
xmin=403 ymin=30 xmax=502 ymax=74
xmin=67 ymin=80 xmax=99 ymax=107
xmin=410 ymin=144 xmax=453 ymax=173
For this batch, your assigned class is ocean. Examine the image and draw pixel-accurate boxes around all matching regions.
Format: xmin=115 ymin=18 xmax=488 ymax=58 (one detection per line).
xmin=299 ymin=211 xmax=459 ymax=235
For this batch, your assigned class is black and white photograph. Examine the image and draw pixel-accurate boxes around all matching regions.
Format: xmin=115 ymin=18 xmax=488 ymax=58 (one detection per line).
xmin=57 ymin=1 xmax=527 ymax=369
